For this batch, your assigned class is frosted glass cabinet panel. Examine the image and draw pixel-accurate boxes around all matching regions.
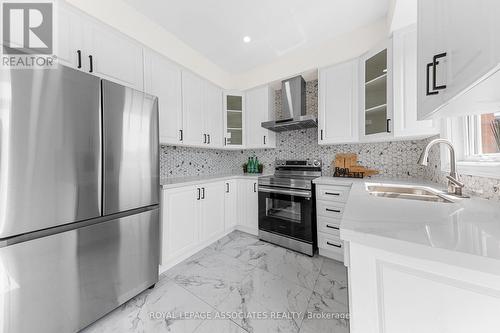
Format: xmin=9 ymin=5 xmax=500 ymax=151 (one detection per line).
xmin=224 ymin=92 xmax=244 ymax=147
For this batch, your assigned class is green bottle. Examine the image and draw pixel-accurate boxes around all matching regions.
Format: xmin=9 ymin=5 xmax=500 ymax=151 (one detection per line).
xmin=254 ymin=156 xmax=259 ymax=173
xmin=247 ymin=157 xmax=253 ymax=173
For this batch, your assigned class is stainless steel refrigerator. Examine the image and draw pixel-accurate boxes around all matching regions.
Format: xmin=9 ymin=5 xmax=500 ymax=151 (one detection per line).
xmin=0 ymin=65 xmax=160 ymax=333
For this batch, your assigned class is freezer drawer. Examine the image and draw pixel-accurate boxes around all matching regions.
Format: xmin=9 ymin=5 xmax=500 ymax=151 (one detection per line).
xmin=102 ymin=80 xmax=159 ymax=215
xmin=0 ymin=208 xmax=159 ymax=333
xmin=0 ymin=66 xmax=102 ymax=238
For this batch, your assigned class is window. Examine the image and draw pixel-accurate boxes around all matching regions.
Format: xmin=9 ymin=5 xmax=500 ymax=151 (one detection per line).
xmin=463 ymin=112 xmax=500 ymax=161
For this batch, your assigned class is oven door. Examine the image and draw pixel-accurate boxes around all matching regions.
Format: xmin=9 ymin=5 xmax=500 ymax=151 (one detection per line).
xmin=258 ymin=186 xmax=313 ymax=243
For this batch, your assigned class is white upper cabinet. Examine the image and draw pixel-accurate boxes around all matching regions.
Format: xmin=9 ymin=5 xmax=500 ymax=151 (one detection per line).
xmin=57 ymin=2 xmax=143 ymax=90
xmin=245 ymin=86 xmax=276 ymax=149
xmin=204 ymin=82 xmax=224 ymax=148
xmin=182 ymin=70 xmax=205 ymax=146
xmin=144 ymin=49 xmax=183 ymax=145
xmin=359 ymin=42 xmax=393 ymax=141
xmin=417 ymin=0 xmax=500 ymax=119
xmin=392 ymin=25 xmax=439 ymax=139
xmin=56 ymin=4 xmax=85 ymax=70
xmin=224 ymin=92 xmax=245 ymax=148
xmin=318 ymin=59 xmax=359 ymax=144
xmin=87 ymin=24 xmax=144 ymax=91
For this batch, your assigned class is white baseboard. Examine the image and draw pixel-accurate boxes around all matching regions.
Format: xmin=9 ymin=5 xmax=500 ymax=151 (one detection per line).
xmin=235 ymin=225 xmax=258 ymax=236
xmin=159 ymin=227 xmax=237 ymax=274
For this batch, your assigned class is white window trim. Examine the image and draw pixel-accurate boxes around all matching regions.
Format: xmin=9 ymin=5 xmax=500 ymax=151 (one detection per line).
xmin=441 ymin=117 xmax=500 ymax=179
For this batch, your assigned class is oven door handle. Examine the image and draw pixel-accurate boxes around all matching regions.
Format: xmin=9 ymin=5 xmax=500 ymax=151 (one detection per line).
xmin=258 ymin=186 xmax=312 ymax=198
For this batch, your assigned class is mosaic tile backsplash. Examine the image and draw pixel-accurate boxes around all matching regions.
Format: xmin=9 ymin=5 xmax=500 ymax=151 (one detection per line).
xmin=161 ymin=79 xmax=500 ymax=201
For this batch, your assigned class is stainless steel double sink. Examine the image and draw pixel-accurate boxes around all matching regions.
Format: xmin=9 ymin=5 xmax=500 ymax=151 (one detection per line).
xmin=366 ymin=183 xmax=455 ymax=203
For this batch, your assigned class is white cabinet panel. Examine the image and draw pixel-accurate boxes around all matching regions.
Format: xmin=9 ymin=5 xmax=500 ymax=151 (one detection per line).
xmin=182 ymin=70 xmax=204 ymax=146
xmin=237 ymin=179 xmax=258 ymax=234
xmin=393 ymin=25 xmax=439 ymax=139
xmin=204 ymin=82 xmax=224 ymax=148
xmin=87 ymin=22 xmax=144 ymax=90
xmin=224 ymin=180 xmax=237 ymax=230
xmin=245 ymin=86 xmax=275 ymax=148
xmin=144 ymin=49 xmax=182 ymax=144
xmin=161 ymin=186 xmax=198 ymax=264
xmin=56 ymin=4 xmax=86 ymax=70
xmin=199 ymin=181 xmax=225 ymax=241
xmin=318 ymin=59 xmax=359 ymax=144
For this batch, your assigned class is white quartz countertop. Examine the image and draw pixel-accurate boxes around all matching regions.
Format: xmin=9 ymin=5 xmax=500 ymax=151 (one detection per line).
xmin=161 ymin=173 xmax=267 ymax=189
xmin=313 ymin=176 xmax=500 ymax=274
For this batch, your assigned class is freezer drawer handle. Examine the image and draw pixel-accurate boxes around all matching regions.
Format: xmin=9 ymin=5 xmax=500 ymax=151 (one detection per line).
xmin=326 ymin=208 xmax=341 ymax=213
xmin=325 ymin=192 xmax=340 ymax=196
xmin=326 ymin=224 xmax=339 ymax=230
xmin=327 ymin=241 xmax=342 ymax=248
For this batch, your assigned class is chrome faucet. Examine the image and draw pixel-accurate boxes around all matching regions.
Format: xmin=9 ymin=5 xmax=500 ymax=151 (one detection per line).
xmin=418 ymin=139 xmax=466 ymax=197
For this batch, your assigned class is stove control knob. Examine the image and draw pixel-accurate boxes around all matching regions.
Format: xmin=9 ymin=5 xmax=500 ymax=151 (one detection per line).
xmin=312 ymin=160 xmax=321 ymax=167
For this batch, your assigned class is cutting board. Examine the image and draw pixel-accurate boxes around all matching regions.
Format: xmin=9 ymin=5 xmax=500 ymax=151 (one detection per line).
xmin=333 ymin=153 xmax=379 ymax=177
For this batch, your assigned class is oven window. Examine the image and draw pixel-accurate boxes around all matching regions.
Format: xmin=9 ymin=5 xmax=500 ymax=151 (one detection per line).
xmin=265 ymin=197 xmax=302 ymax=223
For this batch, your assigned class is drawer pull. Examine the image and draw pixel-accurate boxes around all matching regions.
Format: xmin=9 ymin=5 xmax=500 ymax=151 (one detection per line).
xmin=326 ymin=208 xmax=341 ymax=213
xmin=325 ymin=192 xmax=340 ymax=196
xmin=327 ymin=241 xmax=342 ymax=248
xmin=326 ymin=224 xmax=339 ymax=230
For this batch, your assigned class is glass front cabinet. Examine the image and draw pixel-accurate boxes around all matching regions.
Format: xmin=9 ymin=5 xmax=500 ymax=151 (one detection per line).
xmin=223 ymin=91 xmax=244 ymax=147
xmin=360 ymin=43 xmax=393 ymax=140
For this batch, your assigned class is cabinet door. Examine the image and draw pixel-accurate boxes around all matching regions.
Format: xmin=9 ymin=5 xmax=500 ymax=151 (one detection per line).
xmin=200 ymin=182 xmax=225 ymax=241
xmin=204 ymin=82 xmax=224 ymax=148
xmin=237 ymin=180 xmax=258 ymax=234
xmin=245 ymin=86 xmax=275 ymax=148
xmin=161 ymin=186 xmax=198 ymax=264
xmin=417 ymin=0 xmax=448 ymax=119
xmin=182 ymin=71 xmax=204 ymax=146
xmin=144 ymin=49 xmax=183 ymax=144
xmin=224 ymin=180 xmax=237 ymax=230
xmin=360 ymin=43 xmax=393 ymax=141
xmin=56 ymin=4 xmax=85 ymax=69
xmin=224 ymin=92 xmax=244 ymax=147
xmin=86 ymin=21 xmax=144 ymax=90
xmin=443 ymin=0 xmax=500 ymax=104
xmin=318 ymin=59 xmax=359 ymax=144
xmin=393 ymin=25 xmax=438 ymax=138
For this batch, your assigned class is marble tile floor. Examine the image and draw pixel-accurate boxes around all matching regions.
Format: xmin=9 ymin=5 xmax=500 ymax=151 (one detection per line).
xmin=82 ymin=231 xmax=350 ymax=333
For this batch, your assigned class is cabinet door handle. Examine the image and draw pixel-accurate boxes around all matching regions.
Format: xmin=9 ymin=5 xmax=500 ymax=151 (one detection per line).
xmin=326 ymin=225 xmax=340 ymax=230
xmin=224 ymin=138 xmax=227 ymax=146
xmin=386 ymin=119 xmax=391 ymax=133
xmin=197 ymin=188 xmax=201 ymax=200
xmin=325 ymin=192 xmax=340 ymax=196
xmin=263 ymin=135 xmax=266 ymax=145
xmin=88 ymin=55 xmax=93 ymax=73
xmin=179 ymin=129 xmax=183 ymax=141
xmin=203 ymin=134 xmax=207 ymax=144
xmin=426 ymin=62 xmax=438 ymax=96
xmin=254 ymin=183 xmax=257 ymax=192
xmin=432 ymin=52 xmax=447 ymax=91
xmin=326 ymin=241 xmax=342 ymax=248
xmin=226 ymin=183 xmax=230 ymax=193
xmin=320 ymin=129 xmax=323 ymax=140
xmin=77 ymin=50 xmax=82 ymax=69
xmin=207 ymin=134 xmax=210 ymax=144
xmin=201 ymin=187 xmax=205 ymax=199
xmin=326 ymin=208 xmax=341 ymax=213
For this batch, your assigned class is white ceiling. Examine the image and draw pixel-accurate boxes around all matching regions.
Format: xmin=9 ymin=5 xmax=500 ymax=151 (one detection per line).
xmin=123 ymin=0 xmax=389 ymax=74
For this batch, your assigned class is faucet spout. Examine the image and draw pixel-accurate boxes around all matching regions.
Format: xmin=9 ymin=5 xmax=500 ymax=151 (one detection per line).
xmin=418 ymin=139 xmax=465 ymax=197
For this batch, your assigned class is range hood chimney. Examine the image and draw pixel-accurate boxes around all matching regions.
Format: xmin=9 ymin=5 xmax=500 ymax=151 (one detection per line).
xmin=261 ymin=75 xmax=317 ymax=132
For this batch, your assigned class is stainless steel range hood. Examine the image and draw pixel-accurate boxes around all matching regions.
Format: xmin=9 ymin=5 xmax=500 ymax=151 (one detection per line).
xmin=261 ymin=75 xmax=317 ymax=132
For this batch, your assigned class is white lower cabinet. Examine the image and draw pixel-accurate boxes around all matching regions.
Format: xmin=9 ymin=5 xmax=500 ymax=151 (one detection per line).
xmin=315 ymin=184 xmax=352 ymax=262
xmin=224 ymin=180 xmax=238 ymax=230
xmin=237 ymin=179 xmax=259 ymax=235
xmin=346 ymin=241 xmax=500 ymax=333
xmin=161 ymin=178 xmax=258 ymax=270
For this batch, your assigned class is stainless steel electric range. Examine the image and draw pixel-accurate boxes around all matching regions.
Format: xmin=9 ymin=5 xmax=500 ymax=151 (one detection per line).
xmin=258 ymin=159 xmax=322 ymax=256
